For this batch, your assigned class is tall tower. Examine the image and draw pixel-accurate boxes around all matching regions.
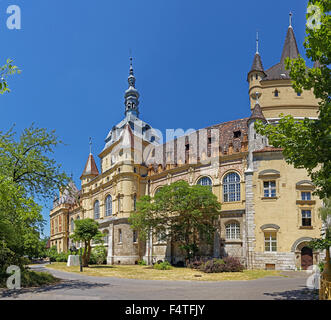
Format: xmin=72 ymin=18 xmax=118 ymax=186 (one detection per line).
xmin=124 ymin=57 xmax=140 ymax=117
xmin=247 ymin=32 xmax=266 ymax=108
xmin=247 ymin=14 xmax=319 ymax=121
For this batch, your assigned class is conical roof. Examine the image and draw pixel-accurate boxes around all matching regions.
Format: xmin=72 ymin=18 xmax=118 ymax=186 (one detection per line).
xmin=80 ymin=153 xmax=99 ymax=179
xmin=264 ymin=26 xmax=300 ymax=80
xmin=248 ymin=102 xmax=266 ymax=123
xmin=249 ymin=53 xmax=265 ymax=73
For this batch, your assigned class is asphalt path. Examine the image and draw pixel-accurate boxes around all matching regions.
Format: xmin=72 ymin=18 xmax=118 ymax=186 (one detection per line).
xmin=0 ymin=264 xmax=319 ymax=300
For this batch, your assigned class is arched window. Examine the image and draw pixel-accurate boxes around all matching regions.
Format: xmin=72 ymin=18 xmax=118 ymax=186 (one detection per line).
xmin=94 ymin=200 xmax=100 ymax=219
xmin=105 ymin=195 xmax=112 ymax=216
xmin=70 ymin=218 xmax=74 ymax=232
xmin=197 ymin=176 xmax=212 ymax=190
xmin=223 ymin=172 xmax=241 ymax=202
xmin=226 ymin=223 xmax=240 ymax=239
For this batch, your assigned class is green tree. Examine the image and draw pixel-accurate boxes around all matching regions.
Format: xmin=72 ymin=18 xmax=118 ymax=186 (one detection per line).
xmin=129 ymin=180 xmax=221 ymax=261
xmin=255 ymin=0 xmax=331 ymax=199
xmin=70 ymin=218 xmax=103 ymax=267
xmin=309 ymin=197 xmax=331 ymax=280
xmin=0 ymin=59 xmax=21 ymax=94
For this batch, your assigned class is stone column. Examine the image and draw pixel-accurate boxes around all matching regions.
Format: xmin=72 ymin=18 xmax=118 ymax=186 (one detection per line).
xmin=244 ymin=170 xmax=256 ymax=269
xmin=107 ymin=223 xmax=114 ymax=264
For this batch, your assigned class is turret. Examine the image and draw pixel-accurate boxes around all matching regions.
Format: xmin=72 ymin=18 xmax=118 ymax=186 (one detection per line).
xmin=80 ymin=138 xmax=99 ymax=186
xmin=247 ymin=32 xmax=266 ymax=109
xmin=124 ymin=57 xmax=140 ymax=117
xmin=246 ymin=93 xmax=267 ymax=171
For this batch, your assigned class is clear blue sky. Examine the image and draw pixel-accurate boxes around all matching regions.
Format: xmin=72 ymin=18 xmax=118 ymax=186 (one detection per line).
xmin=0 ymin=0 xmax=310 ymax=237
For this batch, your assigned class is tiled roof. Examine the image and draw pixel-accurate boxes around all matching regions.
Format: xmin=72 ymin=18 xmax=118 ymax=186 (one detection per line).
xmin=254 ymin=146 xmax=283 ymax=153
xmin=249 ymin=53 xmax=265 ymax=73
xmin=263 ymin=26 xmax=299 ymax=81
xmin=80 ymin=153 xmax=99 ymax=179
xmin=148 ymin=118 xmax=249 ymax=169
xmin=249 ymin=103 xmax=266 ymax=122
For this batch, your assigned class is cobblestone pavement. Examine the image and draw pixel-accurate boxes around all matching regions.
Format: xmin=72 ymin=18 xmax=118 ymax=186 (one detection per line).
xmin=0 ymin=264 xmax=319 ymax=300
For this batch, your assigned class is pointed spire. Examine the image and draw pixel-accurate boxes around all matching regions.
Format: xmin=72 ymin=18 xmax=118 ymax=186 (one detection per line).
xmin=289 ymin=11 xmax=293 ymax=28
xmin=248 ymin=32 xmax=265 ymax=79
xmin=280 ymin=14 xmax=299 ymax=63
xmin=124 ymin=57 xmax=140 ymax=117
xmin=256 ymin=31 xmax=259 ymax=54
xmin=80 ymin=137 xmax=99 ymax=179
xmin=249 ymin=94 xmax=266 ymax=123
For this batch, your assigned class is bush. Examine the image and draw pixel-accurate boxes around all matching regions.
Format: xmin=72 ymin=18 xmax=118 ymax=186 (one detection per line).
xmin=21 ymin=269 xmax=59 ymax=287
xmin=199 ymin=259 xmax=225 ymax=273
xmin=221 ymin=257 xmax=245 ymax=272
xmin=55 ymin=251 xmax=67 ymax=262
xmin=138 ymin=259 xmax=146 ymax=266
xmin=153 ymin=261 xmax=172 ymax=270
xmin=194 ymin=257 xmax=244 ymax=273
xmin=89 ymin=245 xmax=107 ymax=265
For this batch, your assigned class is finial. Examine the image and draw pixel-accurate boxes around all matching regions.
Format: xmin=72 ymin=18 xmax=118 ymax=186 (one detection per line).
xmin=89 ymin=137 xmax=92 ymax=154
xmin=289 ymin=11 xmax=293 ymax=28
xmin=256 ymin=31 xmax=259 ymax=54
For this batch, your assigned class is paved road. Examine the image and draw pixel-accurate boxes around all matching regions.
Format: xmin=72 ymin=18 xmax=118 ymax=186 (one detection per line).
xmin=0 ymin=264 xmax=318 ymax=300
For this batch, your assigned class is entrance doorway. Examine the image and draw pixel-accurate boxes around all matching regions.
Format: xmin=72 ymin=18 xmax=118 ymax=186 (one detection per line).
xmin=301 ymin=246 xmax=313 ymax=270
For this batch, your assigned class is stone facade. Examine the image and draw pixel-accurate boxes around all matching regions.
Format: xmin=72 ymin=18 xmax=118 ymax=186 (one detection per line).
xmin=50 ymin=21 xmax=324 ymax=270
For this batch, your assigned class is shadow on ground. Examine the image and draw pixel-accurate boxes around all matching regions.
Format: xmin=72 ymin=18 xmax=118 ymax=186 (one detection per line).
xmin=264 ymin=286 xmax=319 ymax=300
xmin=0 ymin=279 xmax=111 ymax=299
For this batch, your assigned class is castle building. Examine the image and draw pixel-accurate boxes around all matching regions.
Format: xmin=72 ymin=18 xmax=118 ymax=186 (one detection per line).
xmin=50 ymin=20 xmax=323 ymax=270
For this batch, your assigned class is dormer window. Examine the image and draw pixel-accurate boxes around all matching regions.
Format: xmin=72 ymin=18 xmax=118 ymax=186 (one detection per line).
xmin=234 ymin=131 xmax=241 ymax=138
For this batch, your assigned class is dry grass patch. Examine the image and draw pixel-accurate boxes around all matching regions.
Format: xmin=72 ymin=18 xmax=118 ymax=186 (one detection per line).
xmin=46 ymin=263 xmax=284 ymax=281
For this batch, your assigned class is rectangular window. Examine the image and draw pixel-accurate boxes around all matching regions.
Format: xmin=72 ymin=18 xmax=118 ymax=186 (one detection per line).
xmin=264 ymin=232 xmax=277 ymax=252
xmin=118 ymin=229 xmax=122 ymax=243
xmin=118 ymin=197 xmax=121 ymax=213
xmin=133 ymin=230 xmax=138 ymax=243
xmin=301 ymin=192 xmax=311 ymax=200
xmin=302 ymin=210 xmax=312 ymax=226
xmin=263 ymin=181 xmax=276 ymax=197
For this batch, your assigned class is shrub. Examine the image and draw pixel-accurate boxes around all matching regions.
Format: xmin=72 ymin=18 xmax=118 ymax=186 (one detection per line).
xmin=89 ymin=245 xmax=107 ymax=265
xmin=153 ymin=261 xmax=172 ymax=270
xmin=199 ymin=259 xmax=225 ymax=273
xmin=221 ymin=257 xmax=245 ymax=272
xmin=138 ymin=259 xmax=146 ymax=266
xmin=55 ymin=251 xmax=67 ymax=262
xmin=198 ymin=257 xmax=244 ymax=273
xmin=21 ymin=269 xmax=59 ymax=287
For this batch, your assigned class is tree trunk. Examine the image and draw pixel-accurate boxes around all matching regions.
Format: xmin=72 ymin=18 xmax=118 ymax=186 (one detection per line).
xmin=82 ymin=241 xmax=88 ymax=267
xmin=86 ymin=240 xmax=92 ymax=266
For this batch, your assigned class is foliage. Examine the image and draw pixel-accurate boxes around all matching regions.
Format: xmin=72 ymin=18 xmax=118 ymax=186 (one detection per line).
xmin=309 ymin=197 xmax=331 ymax=251
xmin=129 ymin=180 xmax=221 ymax=260
xmin=89 ymin=245 xmax=107 ymax=265
xmin=199 ymin=259 xmax=225 ymax=273
xmin=189 ymin=257 xmax=244 ymax=273
xmin=138 ymin=259 xmax=146 ymax=266
xmin=0 ymin=59 xmax=21 ymax=94
xmin=255 ymin=0 xmax=331 ymax=199
xmin=0 ymin=124 xmax=70 ymax=200
xmin=153 ymin=261 xmax=172 ymax=270
xmin=70 ymin=219 xmax=103 ymax=267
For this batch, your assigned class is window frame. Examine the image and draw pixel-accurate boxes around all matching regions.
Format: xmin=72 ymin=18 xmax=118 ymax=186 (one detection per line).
xmin=94 ymin=200 xmax=100 ymax=219
xmin=223 ymin=172 xmax=241 ymax=202
xmin=264 ymin=231 xmax=277 ymax=252
xmin=263 ymin=180 xmax=277 ymax=198
xmin=105 ymin=195 xmax=112 ymax=217
xmin=225 ymin=222 xmax=241 ymax=240
xmin=301 ymin=209 xmax=312 ymax=227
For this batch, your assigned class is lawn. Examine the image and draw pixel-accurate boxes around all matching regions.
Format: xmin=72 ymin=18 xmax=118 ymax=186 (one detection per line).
xmin=46 ymin=263 xmax=284 ymax=281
